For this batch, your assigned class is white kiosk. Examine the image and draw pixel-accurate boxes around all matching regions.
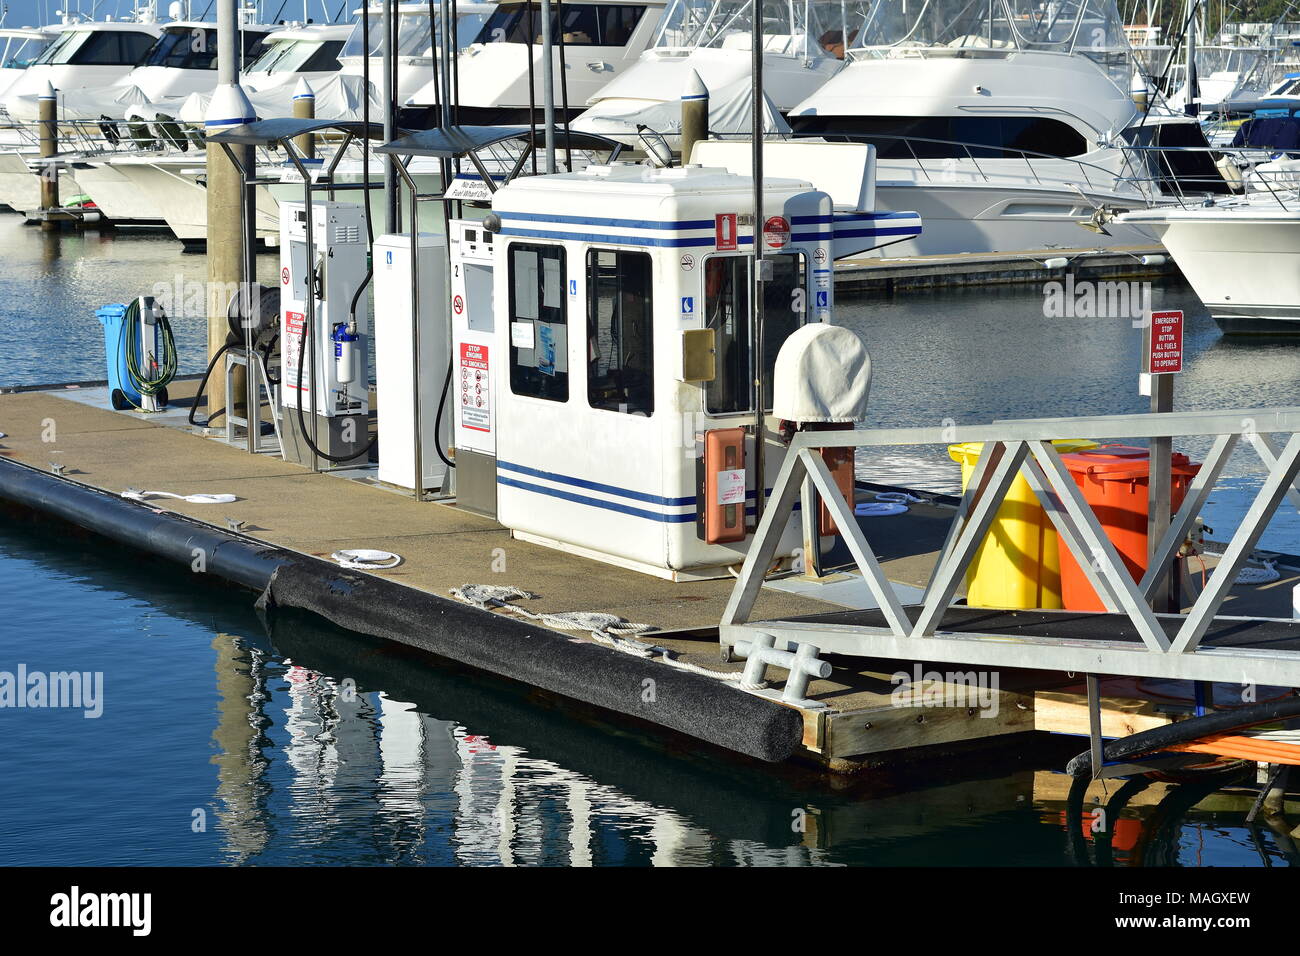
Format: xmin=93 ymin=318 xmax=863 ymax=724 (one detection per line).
xmin=447 ymin=160 xmax=921 ymax=580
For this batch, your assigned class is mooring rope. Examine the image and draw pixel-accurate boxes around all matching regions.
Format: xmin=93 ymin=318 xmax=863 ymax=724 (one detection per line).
xmin=448 ymin=584 xmax=765 ymax=687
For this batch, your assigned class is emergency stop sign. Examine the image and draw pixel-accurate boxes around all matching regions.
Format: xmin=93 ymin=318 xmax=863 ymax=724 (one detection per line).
xmin=764 ymin=215 xmax=790 ymax=249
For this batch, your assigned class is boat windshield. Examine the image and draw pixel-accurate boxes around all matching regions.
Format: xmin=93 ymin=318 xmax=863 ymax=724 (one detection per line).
xmin=342 ymin=9 xmax=492 ymax=57
xmin=850 ymin=0 xmax=1131 ymax=80
xmin=0 ymin=34 xmax=52 ymax=69
xmin=246 ymin=36 xmax=344 ymax=73
xmin=652 ymin=0 xmax=871 ymax=58
xmin=474 ymin=3 xmax=647 ymax=47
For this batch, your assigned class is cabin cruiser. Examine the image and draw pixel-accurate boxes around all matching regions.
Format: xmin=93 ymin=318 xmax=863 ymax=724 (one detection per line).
xmin=337 ymin=2 xmax=496 ymax=104
xmin=429 ymin=0 xmax=665 ymax=125
xmin=0 ymin=26 xmax=56 ymax=99
xmin=572 ymin=0 xmax=858 ymax=147
xmin=783 ymin=0 xmax=1225 ymax=257
xmin=4 ymin=21 xmax=274 ymax=124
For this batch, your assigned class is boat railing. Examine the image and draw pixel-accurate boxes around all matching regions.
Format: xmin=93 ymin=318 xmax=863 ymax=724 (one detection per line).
xmin=722 ymin=407 xmax=1300 ymax=687
xmin=1117 ymin=143 xmax=1300 ymax=211
xmin=795 ymin=131 xmax=1148 ymax=199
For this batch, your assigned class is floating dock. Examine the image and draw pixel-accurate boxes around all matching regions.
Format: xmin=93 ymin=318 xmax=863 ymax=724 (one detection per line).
xmin=2 ymin=380 xmax=1297 ymax=778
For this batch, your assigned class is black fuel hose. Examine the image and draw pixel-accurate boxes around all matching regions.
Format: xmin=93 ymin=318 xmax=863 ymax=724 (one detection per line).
xmin=187 ymin=340 xmax=235 ymax=428
xmin=1066 ymin=692 xmax=1300 ymax=778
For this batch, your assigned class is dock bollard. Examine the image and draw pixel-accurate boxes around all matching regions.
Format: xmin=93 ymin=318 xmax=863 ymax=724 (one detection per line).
xmin=680 ymin=69 xmax=708 ymax=164
xmin=292 ymin=79 xmax=315 ymax=159
xmin=38 ymin=82 xmax=58 ymax=229
xmin=733 ymin=632 xmax=832 ymax=706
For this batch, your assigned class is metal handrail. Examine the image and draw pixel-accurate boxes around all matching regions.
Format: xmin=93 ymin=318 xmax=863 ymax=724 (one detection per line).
xmin=722 ymin=407 xmax=1300 ymax=682
xmin=798 ymin=130 xmax=1140 ymax=196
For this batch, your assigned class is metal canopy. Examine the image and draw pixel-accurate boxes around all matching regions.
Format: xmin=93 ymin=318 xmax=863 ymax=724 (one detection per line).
xmin=375 ymin=125 xmax=623 ymax=158
xmin=208 ymin=118 xmax=396 ymax=146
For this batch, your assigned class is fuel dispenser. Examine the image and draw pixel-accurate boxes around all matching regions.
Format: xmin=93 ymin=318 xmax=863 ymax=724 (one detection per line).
xmin=278 ymin=200 xmax=370 ymax=469
xmin=445 ymin=162 xmax=919 ymax=580
xmin=448 ymin=219 xmax=498 ymax=517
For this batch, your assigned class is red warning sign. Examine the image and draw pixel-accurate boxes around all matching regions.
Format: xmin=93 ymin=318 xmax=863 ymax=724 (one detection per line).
xmin=715 ymin=213 xmax=738 ymax=251
xmin=763 ymin=215 xmax=790 ymax=249
xmin=459 ymin=342 xmax=490 ymax=432
xmin=1145 ymin=310 xmax=1183 ymax=374
xmin=453 ymin=294 xmax=464 ymax=315
xmin=281 ymin=266 xmax=290 ymax=285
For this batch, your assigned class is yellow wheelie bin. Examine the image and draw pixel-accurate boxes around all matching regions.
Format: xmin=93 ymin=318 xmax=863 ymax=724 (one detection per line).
xmin=947 ymin=439 xmax=1098 ymax=609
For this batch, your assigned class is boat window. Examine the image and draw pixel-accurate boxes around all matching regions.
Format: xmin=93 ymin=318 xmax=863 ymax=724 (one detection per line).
xmin=790 ymin=115 xmax=1090 ymax=159
xmin=587 ymin=249 xmax=654 ymax=416
xmin=704 ymin=252 xmax=807 ymax=415
xmin=32 ymin=29 xmax=89 ymax=65
xmin=476 ymin=3 xmax=647 ymax=47
xmin=0 ymin=35 xmax=52 ymax=70
xmin=509 ymin=243 xmax=569 ymax=403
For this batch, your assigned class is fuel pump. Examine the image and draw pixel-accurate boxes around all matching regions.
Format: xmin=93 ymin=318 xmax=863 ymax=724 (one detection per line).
xmin=279 ymin=200 xmax=370 ymax=469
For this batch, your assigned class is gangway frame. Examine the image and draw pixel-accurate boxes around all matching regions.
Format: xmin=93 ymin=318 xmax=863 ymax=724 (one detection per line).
xmin=721 ymin=406 xmax=1300 ymax=687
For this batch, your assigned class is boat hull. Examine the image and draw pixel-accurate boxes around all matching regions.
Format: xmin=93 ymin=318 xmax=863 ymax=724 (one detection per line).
xmin=1119 ymin=207 xmax=1300 ymax=333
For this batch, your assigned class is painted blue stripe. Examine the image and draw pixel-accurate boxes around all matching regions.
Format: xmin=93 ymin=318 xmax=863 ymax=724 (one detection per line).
xmin=498 ymin=475 xmax=697 ymax=522
xmin=204 ymin=116 xmax=255 ymax=128
xmin=497 ymin=459 xmax=695 ymax=507
xmin=500 ymin=211 xmax=716 ymax=230
xmin=500 ymin=225 xmax=753 ymax=248
xmin=791 ymin=230 xmax=833 ymax=242
xmin=681 ymin=93 xmax=708 ymax=101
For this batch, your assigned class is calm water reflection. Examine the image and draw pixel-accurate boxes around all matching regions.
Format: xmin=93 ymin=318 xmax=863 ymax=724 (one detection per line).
xmin=1 ymin=215 xmax=1298 ymax=866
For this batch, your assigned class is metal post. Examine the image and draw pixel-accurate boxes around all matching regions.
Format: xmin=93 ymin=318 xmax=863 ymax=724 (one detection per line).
xmin=1148 ymin=372 xmax=1176 ymax=611
xmin=206 ymin=0 xmax=255 ymax=443
xmin=750 ymin=0 xmax=766 ymax=527
xmin=382 ymin=0 xmax=397 ymax=231
xmin=540 ymin=0 xmax=557 ymax=173
xmin=1087 ymin=674 xmax=1104 ymax=780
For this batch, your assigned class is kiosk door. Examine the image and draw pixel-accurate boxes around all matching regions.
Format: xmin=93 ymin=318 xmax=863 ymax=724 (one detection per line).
xmin=496 ymin=241 xmax=667 ymax=569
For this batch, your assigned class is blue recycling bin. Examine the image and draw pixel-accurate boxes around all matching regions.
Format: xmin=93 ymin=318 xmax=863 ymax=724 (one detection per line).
xmin=97 ymin=303 xmax=141 ymax=409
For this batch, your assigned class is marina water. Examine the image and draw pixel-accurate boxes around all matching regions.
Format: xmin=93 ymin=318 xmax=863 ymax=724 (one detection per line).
xmin=1 ymin=215 xmax=1297 ymax=866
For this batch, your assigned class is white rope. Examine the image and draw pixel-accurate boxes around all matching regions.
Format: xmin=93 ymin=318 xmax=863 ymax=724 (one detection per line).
xmin=1235 ymin=559 xmax=1281 ymax=585
xmin=448 ymin=584 xmax=762 ymax=686
xmin=122 ymin=489 xmax=237 ymax=504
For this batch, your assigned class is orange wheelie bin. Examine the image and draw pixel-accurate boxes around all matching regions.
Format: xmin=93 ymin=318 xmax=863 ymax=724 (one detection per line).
xmin=1055 ymin=445 xmax=1201 ymax=611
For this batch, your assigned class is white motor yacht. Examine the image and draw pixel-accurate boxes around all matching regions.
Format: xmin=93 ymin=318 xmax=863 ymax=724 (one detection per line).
xmin=784 ymin=0 xmax=1226 ymax=257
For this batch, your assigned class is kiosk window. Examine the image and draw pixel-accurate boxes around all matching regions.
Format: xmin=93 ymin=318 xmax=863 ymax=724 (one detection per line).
xmin=587 ymin=249 xmax=653 ymax=416
xmin=704 ymin=253 xmax=808 ymax=415
xmin=508 ymin=243 xmax=568 ymax=402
